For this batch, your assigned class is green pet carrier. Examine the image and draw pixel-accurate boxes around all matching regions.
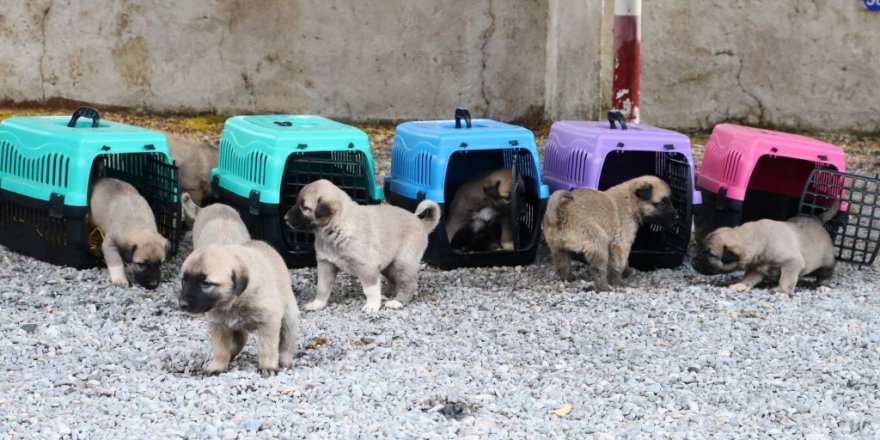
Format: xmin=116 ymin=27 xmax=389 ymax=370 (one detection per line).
xmin=0 ymin=107 xmax=182 ymax=268
xmin=211 ymin=115 xmax=382 ymax=267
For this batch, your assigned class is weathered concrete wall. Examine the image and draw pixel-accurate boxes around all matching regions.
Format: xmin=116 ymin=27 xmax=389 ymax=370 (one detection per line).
xmin=2 ymin=0 xmax=547 ymax=121
xmin=640 ymin=1 xmax=880 ymax=131
xmin=2 ymin=0 xmax=880 ymax=131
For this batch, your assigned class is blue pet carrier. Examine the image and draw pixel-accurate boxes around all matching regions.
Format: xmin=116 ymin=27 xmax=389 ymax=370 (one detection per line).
xmin=384 ymin=108 xmax=550 ymax=269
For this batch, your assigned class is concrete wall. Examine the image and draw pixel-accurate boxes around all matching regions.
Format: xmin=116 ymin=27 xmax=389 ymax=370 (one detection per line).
xmin=2 ymin=0 xmax=879 ymax=131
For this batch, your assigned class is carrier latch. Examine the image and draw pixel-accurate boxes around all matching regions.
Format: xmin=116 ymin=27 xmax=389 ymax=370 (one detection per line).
xmin=49 ymin=193 xmax=65 ymax=219
xmin=248 ymin=190 xmax=261 ymax=215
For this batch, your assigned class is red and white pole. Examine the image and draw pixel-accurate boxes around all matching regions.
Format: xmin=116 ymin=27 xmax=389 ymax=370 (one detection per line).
xmin=612 ymin=0 xmax=641 ymax=123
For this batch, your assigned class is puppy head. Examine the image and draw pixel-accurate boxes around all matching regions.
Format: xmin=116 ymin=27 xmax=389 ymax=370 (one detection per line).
xmin=692 ymin=228 xmax=744 ymax=275
xmin=118 ymin=230 xmax=170 ymax=290
xmin=179 ymin=245 xmax=249 ymax=314
xmin=284 ymin=179 xmax=348 ymax=231
xmin=631 ymin=176 xmax=678 ymax=228
xmin=481 ymin=168 xmax=524 ymax=210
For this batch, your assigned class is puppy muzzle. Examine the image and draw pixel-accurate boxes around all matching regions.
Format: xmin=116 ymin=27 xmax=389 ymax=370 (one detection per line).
xmin=133 ymin=266 xmax=162 ymax=290
xmin=178 ymin=280 xmax=219 ymax=314
xmin=691 ymin=248 xmax=723 ymax=275
xmin=284 ymin=208 xmax=314 ymax=231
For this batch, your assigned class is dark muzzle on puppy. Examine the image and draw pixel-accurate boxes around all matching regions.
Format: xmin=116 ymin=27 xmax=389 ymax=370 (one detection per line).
xmin=284 ymin=203 xmax=315 ymax=231
xmin=132 ymin=261 xmax=163 ymax=290
xmin=647 ymin=197 xmax=679 ymax=229
xmin=179 ymin=273 xmax=220 ymax=314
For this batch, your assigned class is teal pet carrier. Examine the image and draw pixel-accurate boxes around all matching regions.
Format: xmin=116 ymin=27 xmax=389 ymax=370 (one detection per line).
xmin=0 ymin=107 xmax=182 ymax=268
xmin=211 ymin=115 xmax=382 ymax=267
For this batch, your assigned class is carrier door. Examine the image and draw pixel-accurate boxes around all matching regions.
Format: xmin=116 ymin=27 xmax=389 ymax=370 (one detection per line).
xmin=663 ymin=155 xmax=694 ymax=256
xmin=144 ymin=156 xmax=182 ymax=255
xmin=509 ymin=154 xmax=520 ymax=251
xmin=799 ymin=169 xmax=880 ymax=266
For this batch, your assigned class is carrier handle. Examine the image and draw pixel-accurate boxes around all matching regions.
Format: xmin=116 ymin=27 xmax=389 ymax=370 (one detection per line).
xmin=608 ymin=111 xmax=628 ymax=130
xmin=67 ymin=107 xmax=101 ymax=128
xmin=454 ymin=108 xmax=472 ymax=129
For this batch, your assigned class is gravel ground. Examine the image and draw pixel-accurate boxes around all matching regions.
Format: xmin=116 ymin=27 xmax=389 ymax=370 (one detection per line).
xmin=1 ymin=109 xmax=879 ymax=438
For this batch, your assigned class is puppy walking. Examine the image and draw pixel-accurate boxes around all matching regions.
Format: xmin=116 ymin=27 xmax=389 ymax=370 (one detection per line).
xmin=89 ymin=178 xmax=170 ymax=289
xmin=284 ymin=179 xmax=441 ymax=313
xmin=180 ymin=241 xmax=300 ymax=374
xmin=542 ymin=175 xmax=678 ymax=291
xmin=693 ymin=202 xmax=839 ymax=296
xmin=166 ymin=133 xmax=218 ymax=207
xmin=182 ymin=193 xmax=250 ymax=249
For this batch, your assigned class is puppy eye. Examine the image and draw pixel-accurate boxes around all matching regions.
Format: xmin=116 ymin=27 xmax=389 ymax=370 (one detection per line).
xmin=301 ymin=206 xmax=312 ymax=213
xmin=199 ymin=280 xmax=215 ymax=289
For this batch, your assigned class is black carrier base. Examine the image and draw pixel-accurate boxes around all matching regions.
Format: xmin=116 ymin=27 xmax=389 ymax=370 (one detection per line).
xmin=0 ymin=189 xmax=96 ymax=269
xmin=385 ymin=185 xmax=545 ymax=271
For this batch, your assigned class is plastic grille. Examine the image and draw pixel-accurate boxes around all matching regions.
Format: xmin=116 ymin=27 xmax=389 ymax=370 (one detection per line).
xmin=0 ymin=141 xmax=71 ymax=188
xmin=218 ymin=138 xmax=268 ymax=186
xmin=144 ymin=157 xmax=183 ymax=255
xmin=663 ymin=155 xmax=694 ymax=254
xmin=278 ymin=150 xmax=375 ymax=252
xmin=799 ymin=169 xmax=880 ymax=266
xmin=0 ymin=200 xmax=69 ymax=246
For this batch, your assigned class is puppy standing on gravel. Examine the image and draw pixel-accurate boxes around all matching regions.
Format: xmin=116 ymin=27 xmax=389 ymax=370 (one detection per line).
xmin=89 ymin=178 xmax=170 ymax=289
xmin=542 ymin=175 xmax=678 ymax=291
xmin=179 ymin=240 xmax=299 ymax=374
xmin=693 ymin=203 xmax=839 ymax=296
xmin=181 ymin=193 xmax=250 ymax=249
xmin=284 ymin=179 xmax=441 ymax=313
xmin=446 ymin=168 xmax=524 ymax=252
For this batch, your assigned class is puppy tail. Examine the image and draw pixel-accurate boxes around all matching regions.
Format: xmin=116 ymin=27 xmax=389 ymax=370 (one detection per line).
xmin=819 ymin=197 xmax=841 ymax=224
xmin=546 ymin=190 xmax=574 ymax=224
xmin=415 ymin=200 xmax=442 ymax=233
xmin=181 ymin=192 xmax=201 ymax=224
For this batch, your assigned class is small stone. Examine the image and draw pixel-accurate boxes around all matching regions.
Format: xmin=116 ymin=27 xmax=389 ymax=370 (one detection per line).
xmin=241 ymin=419 xmax=263 ymax=432
xmin=20 ymin=324 xmax=38 ymax=333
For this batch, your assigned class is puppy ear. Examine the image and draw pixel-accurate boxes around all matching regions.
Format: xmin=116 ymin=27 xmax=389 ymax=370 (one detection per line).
xmin=181 ymin=192 xmax=200 ymax=222
xmin=231 ymin=264 xmax=249 ymax=296
xmin=315 ymin=197 xmax=338 ymax=220
xmin=721 ymin=246 xmax=740 ymax=264
xmin=163 ymin=237 xmax=173 ymax=260
xmin=635 ymin=183 xmax=653 ymax=201
xmin=119 ymin=243 xmax=136 ymax=263
xmin=483 ymin=180 xmax=502 ymax=199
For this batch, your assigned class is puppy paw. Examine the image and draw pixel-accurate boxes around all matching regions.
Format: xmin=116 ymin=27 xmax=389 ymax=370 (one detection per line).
xmin=384 ymin=300 xmax=404 ymax=310
xmin=728 ymin=283 xmax=749 ymax=292
xmin=279 ymin=358 xmax=293 ymax=369
xmin=205 ymin=361 xmax=228 ymax=375
xmin=773 ymin=291 xmax=791 ymax=301
xmin=304 ymin=300 xmax=327 ymax=311
xmin=260 ymin=368 xmax=278 ymax=378
xmin=501 ymin=241 xmax=514 ymax=251
xmin=817 ymin=286 xmax=831 ymax=294
xmin=110 ymin=275 xmax=129 ymax=287
xmin=362 ymin=301 xmax=381 ymax=313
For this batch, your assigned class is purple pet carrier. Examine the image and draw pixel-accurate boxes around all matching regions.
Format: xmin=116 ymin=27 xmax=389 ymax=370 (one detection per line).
xmin=542 ymin=112 xmax=700 ymax=269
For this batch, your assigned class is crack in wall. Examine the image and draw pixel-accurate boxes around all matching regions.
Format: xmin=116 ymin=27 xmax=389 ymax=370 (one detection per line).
xmin=734 ymin=54 xmax=766 ymax=124
xmin=479 ymin=0 xmax=496 ymax=116
xmin=39 ymin=0 xmax=53 ymax=102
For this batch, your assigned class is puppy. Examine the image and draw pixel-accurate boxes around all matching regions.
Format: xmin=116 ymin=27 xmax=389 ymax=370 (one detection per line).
xmin=542 ymin=175 xmax=678 ymax=291
xmin=166 ymin=133 xmax=218 ymax=206
xmin=692 ymin=203 xmax=838 ymax=295
xmin=89 ymin=178 xmax=170 ymax=289
xmin=284 ymin=179 xmax=441 ymax=313
xmin=446 ymin=168 xmax=524 ymax=251
xmin=182 ymin=192 xmax=250 ymax=249
xmin=179 ymin=240 xmax=300 ymax=374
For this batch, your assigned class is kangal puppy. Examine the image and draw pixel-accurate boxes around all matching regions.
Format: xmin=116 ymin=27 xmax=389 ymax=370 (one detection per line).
xmin=166 ymin=133 xmax=218 ymax=207
xmin=89 ymin=178 xmax=170 ymax=289
xmin=284 ymin=179 xmax=441 ymax=313
xmin=542 ymin=175 xmax=678 ymax=291
xmin=179 ymin=240 xmax=300 ymax=375
xmin=446 ymin=168 xmax=524 ymax=252
xmin=182 ymin=192 xmax=250 ymax=249
xmin=693 ymin=203 xmax=839 ymax=296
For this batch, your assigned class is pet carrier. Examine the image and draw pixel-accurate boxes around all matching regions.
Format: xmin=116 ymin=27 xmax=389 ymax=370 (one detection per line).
xmin=694 ymin=124 xmax=847 ymax=242
xmin=384 ymin=108 xmax=550 ymax=270
xmin=541 ymin=111 xmax=699 ymax=270
xmin=211 ymin=115 xmax=382 ymax=267
xmin=798 ymin=169 xmax=880 ymax=266
xmin=0 ymin=107 xmax=181 ymax=269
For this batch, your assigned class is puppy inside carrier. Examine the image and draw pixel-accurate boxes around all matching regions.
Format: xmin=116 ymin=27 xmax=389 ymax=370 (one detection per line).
xmin=542 ymin=112 xmax=699 ymax=270
xmin=211 ymin=115 xmax=382 ymax=267
xmin=694 ymin=124 xmax=847 ymax=242
xmin=384 ymin=108 xmax=550 ymax=270
xmin=0 ymin=107 xmax=182 ymax=269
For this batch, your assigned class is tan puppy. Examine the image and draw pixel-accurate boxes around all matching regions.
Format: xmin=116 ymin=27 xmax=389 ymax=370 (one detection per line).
xmin=179 ymin=240 xmax=300 ymax=375
xmin=543 ymin=176 xmax=678 ymax=291
xmin=181 ymin=192 xmax=250 ymax=249
xmin=166 ymin=133 xmax=218 ymax=206
xmin=283 ymin=179 xmax=441 ymax=313
xmin=89 ymin=178 xmax=170 ymax=289
xmin=446 ymin=168 xmax=524 ymax=252
xmin=693 ymin=205 xmax=838 ymax=296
